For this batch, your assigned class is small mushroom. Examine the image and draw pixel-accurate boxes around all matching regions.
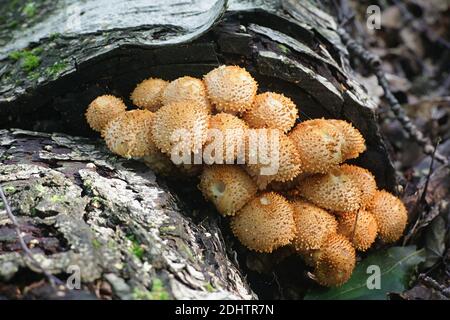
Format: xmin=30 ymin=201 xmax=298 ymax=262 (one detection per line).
xmin=291 ymin=199 xmax=338 ymax=252
xmin=131 ymin=77 xmax=168 ymax=111
xmin=313 ymin=234 xmax=356 ymax=287
xmin=85 ymin=95 xmax=126 ymax=133
xmin=198 ymin=165 xmax=257 ymax=216
xmin=203 ymin=65 xmax=258 ymax=114
xmin=103 ymin=109 xmax=158 ymax=158
xmin=243 ymin=92 xmax=298 ymax=133
xmin=337 ymin=209 xmax=378 ymax=251
xmin=367 ymin=190 xmax=407 ymax=243
xmin=162 ymin=76 xmax=211 ymax=113
xmin=230 ymin=192 xmax=295 ymax=253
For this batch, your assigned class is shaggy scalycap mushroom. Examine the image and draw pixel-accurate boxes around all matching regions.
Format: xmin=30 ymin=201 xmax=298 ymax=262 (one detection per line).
xmin=131 ymin=78 xmax=168 ymax=111
xmin=104 ymin=109 xmax=158 ymax=158
xmin=337 ymin=209 xmax=378 ymax=251
xmin=151 ymin=101 xmax=210 ymax=156
xmin=329 ymin=120 xmax=366 ymax=159
xmin=339 ymin=164 xmax=377 ymax=208
xmin=292 ymin=199 xmax=338 ymax=252
xmin=162 ymin=76 xmax=211 ymax=113
xmin=368 ymin=190 xmax=407 ymax=243
xmin=313 ymin=234 xmax=356 ymax=287
xmin=203 ymin=65 xmax=258 ymax=114
xmin=230 ymin=192 xmax=295 ymax=253
xmin=85 ymin=95 xmax=127 ymax=133
xmin=289 ymin=119 xmax=345 ymax=174
xmin=199 ymin=165 xmax=257 ymax=216
xmin=205 ymin=113 xmax=249 ymax=163
xmin=246 ymin=130 xmax=302 ymax=190
xmin=243 ymin=92 xmax=298 ymax=133
xmin=296 ymin=167 xmax=362 ymax=212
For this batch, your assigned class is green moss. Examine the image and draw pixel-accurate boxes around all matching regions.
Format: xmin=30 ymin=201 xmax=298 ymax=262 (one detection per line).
xmin=149 ymin=279 xmax=169 ymax=300
xmin=127 ymin=235 xmax=145 ymax=259
xmin=3 ymin=185 xmax=16 ymax=194
xmin=46 ymin=61 xmax=68 ymax=77
xmin=9 ymin=51 xmax=22 ymax=61
xmin=159 ymin=225 xmax=176 ymax=234
xmin=22 ymin=54 xmax=40 ymax=71
xmin=132 ymin=288 xmax=153 ymax=300
xmin=92 ymin=238 xmax=102 ymax=249
xmin=22 ymin=2 xmax=37 ymax=18
xmin=9 ymin=49 xmax=42 ymax=72
xmin=50 ymin=194 xmax=65 ymax=203
xmin=204 ymin=282 xmax=215 ymax=293
xmin=49 ymin=32 xmax=61 ymax=41
xmin=132 ymin=279 xmax=170 ymax=300
xmin=34 ymin=184 xmax=46 ymax=194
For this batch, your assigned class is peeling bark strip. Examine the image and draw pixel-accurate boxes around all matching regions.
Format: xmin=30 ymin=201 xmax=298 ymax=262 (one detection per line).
xmin=0 ymin=129 xmax=254 ymax=299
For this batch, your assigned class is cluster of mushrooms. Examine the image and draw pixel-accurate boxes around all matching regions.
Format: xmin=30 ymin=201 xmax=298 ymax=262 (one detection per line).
xmin=85 ymin=65 xmax=408 ymax=287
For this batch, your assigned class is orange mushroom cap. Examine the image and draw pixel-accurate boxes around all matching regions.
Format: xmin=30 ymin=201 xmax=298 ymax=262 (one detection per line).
xmin=130 ymin=78 xmax=168 ymax=112
xmin=103 ymin=109 xmax=158 ymax=158
xmin=85 ymin=95 xmax=127 ymax=133
xmin=337 ymin=209 xmax=378 ymax=251
xmin=162 ymin=76 xmax=211 ymax=113
xmin=243 ymin=92 xmax=298 ymax=133
xmin=292 ymin=199 xmax=338 ymax=252
xmin=313 ymin=234 xmax=356 ymax=287
xmin=289 ymin=119 xmax=345 ymax=174
xmin=368 ymin=190 xmax=408 ymax=243
xmin=151 ymin=101 xmax=210 ymax=156
xmin=296 ymin=167 xmax=362 ymax=213
xmin=203 ymin=65 xmax=258 ymax=114
xmin=199 ymin=165 xmax=257 ymax=216
xmin=230 ymin=192 xmax=295 ymax=253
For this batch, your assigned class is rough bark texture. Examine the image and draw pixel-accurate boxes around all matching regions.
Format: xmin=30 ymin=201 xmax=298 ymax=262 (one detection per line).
xmin=0 ymin=129 xmax=254 ymax=299
xmin=1 ymin=0 xmax=399 ymax=299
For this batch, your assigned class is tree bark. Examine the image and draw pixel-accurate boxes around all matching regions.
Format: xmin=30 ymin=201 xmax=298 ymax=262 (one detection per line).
xmin=0 ymin=129 xmax=254 ymax=299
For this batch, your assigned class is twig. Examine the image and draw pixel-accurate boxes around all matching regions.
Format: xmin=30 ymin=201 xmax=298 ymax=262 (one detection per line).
xmin=0 ymin=184 xmax=64 ymax=288
xmin=402 ymin=139 xmax=439 ymax=245
xmin=337 ymin=28 xmax=449 ymax=166
xmin=418 ymin=274 xmax=450 ymax=298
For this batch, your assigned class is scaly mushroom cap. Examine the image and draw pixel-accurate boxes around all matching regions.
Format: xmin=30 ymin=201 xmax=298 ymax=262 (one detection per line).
xmin=151 ymin=101 xmax=210 ymax=155
xmin=329 ymin=120 xmax=366 ymax=159
xmin=289 ymin=119 xmax=345 ymax=174
xmin=243 ymin=92 xmax=298 ymax=133
xmin=339 ymin=164 xmax=377 ymax=207
xmin=337 ymin=209 xmax=378 ymax=251
xmin=162 ymin=76 xmax=211 ymax=113
xmin=292 ymin=199 xmax=338 ymax=252
xmin=205 ymin=113 xmax=249 ymax=163
xmin=368 ymin=190 xmax=407 ymax=243
xmin=104 ymin=110 xmax=158 ymax=158
xmin=297 ymin=248 xmax=322 ymax=267
xmin=313 ymin=234 xmax=356 ymax=287
xmin=130 ymin=78 xmax=168 ymax=111
xmin=246 ymin=129 xmax=303 ymax=190
xmin=85 ymin=95 xmax=127 ymax=133
xmin=203 ymin=65 xmax=258 ymax=114
xmin=296 ymin=168 xmax=362 ymax=212
xmin=199 ymin=165 xmax=257 ymax=216
xmin=230 ymin=192 xmax=295 ymax=253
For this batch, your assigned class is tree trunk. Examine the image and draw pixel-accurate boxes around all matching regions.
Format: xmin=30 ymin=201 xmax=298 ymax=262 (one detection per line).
xmin=0 ymin=128 xmax=254 ymax=299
